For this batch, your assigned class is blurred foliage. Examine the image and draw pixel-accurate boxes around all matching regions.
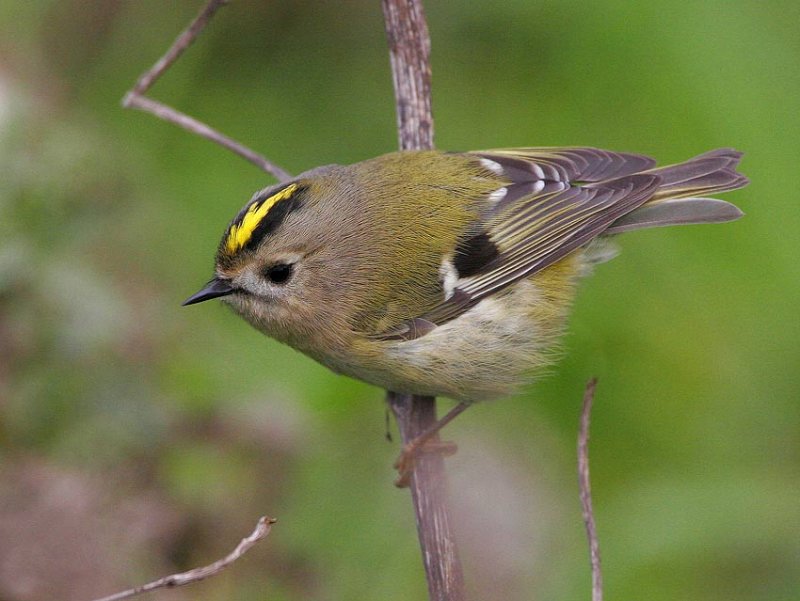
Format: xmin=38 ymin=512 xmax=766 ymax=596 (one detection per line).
xmin=0 ymin=0 xmax=798 ymax=600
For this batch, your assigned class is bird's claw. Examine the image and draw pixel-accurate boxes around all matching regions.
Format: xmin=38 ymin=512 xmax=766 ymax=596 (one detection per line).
xmin=393 ymin=440 xmax=458 ymax=488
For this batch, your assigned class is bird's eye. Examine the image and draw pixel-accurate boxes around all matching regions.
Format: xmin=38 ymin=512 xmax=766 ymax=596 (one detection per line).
xmin=263 ymin=263 xmax=294 ymax=285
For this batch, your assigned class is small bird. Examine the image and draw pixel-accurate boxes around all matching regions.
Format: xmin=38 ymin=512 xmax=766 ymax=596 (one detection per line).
xmin=184 ymin=147 xmax=747 ymax=466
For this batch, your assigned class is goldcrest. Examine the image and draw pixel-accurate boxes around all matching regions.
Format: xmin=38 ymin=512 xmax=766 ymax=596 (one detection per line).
xmin=184 ymin=147 xmax=747 ymax=401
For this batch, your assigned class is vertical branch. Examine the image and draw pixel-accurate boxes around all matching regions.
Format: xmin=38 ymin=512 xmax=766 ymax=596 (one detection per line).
xmin=578 ymin=378 xmax=603 ymax=601
xmin=381 ymin=0 xmax=434 ymax=151
xmin=387 ymin=393 xmax=465 ymax=601
xmin=382 ymin=2 xmax=464 ymax=600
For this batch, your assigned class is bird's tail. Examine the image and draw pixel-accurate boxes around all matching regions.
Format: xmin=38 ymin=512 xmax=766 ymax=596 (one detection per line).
xmin=606 ymin=148 xmax=749 ymax=234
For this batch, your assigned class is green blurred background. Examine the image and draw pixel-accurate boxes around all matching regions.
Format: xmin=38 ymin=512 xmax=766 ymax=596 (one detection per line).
xmin=1 ymin=1 xmax=797 ymax=599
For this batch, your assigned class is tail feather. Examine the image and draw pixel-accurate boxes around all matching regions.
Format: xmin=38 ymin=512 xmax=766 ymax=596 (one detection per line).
xmin=606 ymin=148 xmax=748 ymax=233
xmin=606 ymin=197 xmax=744 ymax=234
xmin=649 ymin=149 xmax=747 ymax=199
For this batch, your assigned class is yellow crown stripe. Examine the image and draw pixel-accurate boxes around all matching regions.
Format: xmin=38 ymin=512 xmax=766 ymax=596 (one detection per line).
xmin=225 ymin=183 xmax=299 ymax=253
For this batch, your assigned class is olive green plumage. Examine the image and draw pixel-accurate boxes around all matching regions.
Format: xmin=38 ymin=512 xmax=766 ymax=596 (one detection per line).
xmin=185 ymin=147 xmax=748 ymax=401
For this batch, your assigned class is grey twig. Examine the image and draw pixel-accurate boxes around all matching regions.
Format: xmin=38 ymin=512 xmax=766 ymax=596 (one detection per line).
xmin=90 ymin=516 xmax=276 ymax=601
xmin=578 ymin=378 xmax=603 ymax=601
xmin=121 ymin=0 xmax=291 ymax=182
xmin=387 ymin=393 xmax=465 ymax=601
xmin=382 ymin=4 xmax=463 ymax=599
xmin=128 ymin=0 xmax=228 ymax=95
xmin=381 ymin=0 xmax=434 ymax=151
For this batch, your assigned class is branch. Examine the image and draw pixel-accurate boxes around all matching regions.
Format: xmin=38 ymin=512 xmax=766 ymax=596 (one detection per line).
xmin=91 ymin=516 xmax=276 ymax=601
xmin=387 ymin=394 xmax=465 ymax=601
xmin=121 ymin=0 xmax=291 ymax=181
xmin=578 ymin=378 xmax=603 ymax=601
xmin=381 ymin=0 xmax=434 ymax=151
xmin=381 ymin=3 xmax=464 ymax=599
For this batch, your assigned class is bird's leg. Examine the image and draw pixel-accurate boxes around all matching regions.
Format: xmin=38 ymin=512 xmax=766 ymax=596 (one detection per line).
xmin=393 ymin=401 xmax=469 ymax=487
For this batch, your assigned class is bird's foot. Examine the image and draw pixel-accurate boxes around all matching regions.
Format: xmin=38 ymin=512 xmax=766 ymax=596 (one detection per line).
xmin=393 ymin=439 xmax=458 ymax=488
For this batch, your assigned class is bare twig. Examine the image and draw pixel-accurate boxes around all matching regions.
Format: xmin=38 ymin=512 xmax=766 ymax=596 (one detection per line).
xmin=128 ymin=0 xmax=228 ymax=96
xmin=91 ymin=516 xmax=276 ymax=601
xmin=121 ymin=0 xmax=291 ymax=181
xmin=387 ymin=394 xmax=465 ymax=601
xmin=578 ymin=378 xmax=603 ymax=601
xmin=381 ymin=0 xmax=434 ymax=151
xmin=381 ymin=2 xmax=464 ymax=600
xmin=123 ymin=94 xmax=289 ymax=178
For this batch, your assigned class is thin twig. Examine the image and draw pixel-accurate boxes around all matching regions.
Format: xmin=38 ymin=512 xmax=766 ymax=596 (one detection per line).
xmin=91 ymin=516 xmax=276 ymax=601
xmin=129 ymin=0 xmax=229 ymax=95
xmin=121 ymin=0 xmax=291 ymax=181
xmin=123 ymin=94 xmax=289 ymax=179
xmin=578 ymin=378 xmax=603 ymax=601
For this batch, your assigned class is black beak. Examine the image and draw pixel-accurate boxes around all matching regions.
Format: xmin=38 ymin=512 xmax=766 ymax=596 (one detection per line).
xmin=182 ymin=278 xmax=236 ymax=306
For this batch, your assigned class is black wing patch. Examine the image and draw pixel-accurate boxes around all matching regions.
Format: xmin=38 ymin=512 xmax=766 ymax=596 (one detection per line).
xmin=453 ymin=232 xmax=500 ymax=278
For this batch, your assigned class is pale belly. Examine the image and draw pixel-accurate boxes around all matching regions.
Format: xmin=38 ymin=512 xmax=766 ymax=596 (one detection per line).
xmin=333 ymin=279 xmax=576 ymax=401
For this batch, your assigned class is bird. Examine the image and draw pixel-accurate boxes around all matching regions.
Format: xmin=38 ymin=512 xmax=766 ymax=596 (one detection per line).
xmin=184 ymin=146 xmax=748 ymax=478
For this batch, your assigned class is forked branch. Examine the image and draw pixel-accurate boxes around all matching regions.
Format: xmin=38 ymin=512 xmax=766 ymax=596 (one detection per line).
xmin=121 ymin=0 xmax=290 ymax=181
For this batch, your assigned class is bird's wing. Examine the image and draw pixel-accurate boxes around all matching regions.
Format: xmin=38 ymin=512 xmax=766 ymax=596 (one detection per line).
xmin=376 ymin=148 xmax=660 ymax=340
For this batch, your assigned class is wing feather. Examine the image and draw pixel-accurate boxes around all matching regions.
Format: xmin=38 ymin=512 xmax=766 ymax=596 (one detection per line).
xmin=478 ymin=147 xmax=657 ymax=183
xmin=371 ymin=147 xmax=721 ymax=340
xmin=416 ymin=173 xmax=660 ymax=326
